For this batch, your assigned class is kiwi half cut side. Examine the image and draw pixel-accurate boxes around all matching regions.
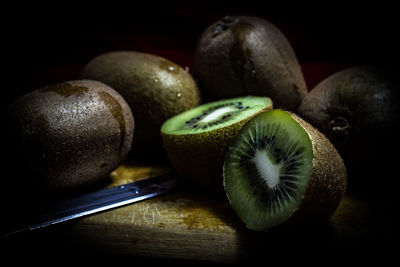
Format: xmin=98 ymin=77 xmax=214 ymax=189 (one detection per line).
xmin=223 ymin=110 xmax=347 ymax=231
xmin=161 ymin=96 xmax=272 ymax=190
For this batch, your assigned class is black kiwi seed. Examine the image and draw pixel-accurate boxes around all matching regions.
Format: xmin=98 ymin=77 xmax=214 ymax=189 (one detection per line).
xmin=224 ymin=110 xmax=347 ymax=231
xmin=81 ymin=51 xmax=202 ymax=155
xmin=183 ymin=101 xmax=249 ymax=130
xmin=162 ymin=96 xmax=273 ymax=190
xmin=239 ymin=133 xmax=303 ymax=200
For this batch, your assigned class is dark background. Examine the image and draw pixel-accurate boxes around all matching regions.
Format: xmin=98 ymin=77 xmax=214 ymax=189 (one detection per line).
xmin=2 ymin=3 xmax=398 ymax=264
xmin=3 ymin=3 xmax=399 ymax=107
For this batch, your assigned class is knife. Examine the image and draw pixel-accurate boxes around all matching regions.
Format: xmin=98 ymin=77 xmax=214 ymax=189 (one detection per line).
xmin=3 ymin=172 xmax=182 ymax=238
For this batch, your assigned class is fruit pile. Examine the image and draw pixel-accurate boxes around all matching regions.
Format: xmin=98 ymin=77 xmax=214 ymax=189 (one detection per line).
xmin=5 ymin=16 xmax=398 ymax=232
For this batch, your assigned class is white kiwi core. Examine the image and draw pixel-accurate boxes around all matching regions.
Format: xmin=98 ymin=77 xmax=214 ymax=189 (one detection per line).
xmin=223 ymin=110 xmax=314 ymax=231
xmin=253 ymin=149 xmax=282 ymax=189
xmin=201 ymin=106 xmax=236 ymax=123
xmin=161 ymin=96 xmax=272 ymax=135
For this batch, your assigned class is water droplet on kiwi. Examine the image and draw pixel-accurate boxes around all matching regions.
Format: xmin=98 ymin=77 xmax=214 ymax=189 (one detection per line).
xmin=250 ymin=69 xmax=256 ymax=78
xmin=159 ymin=59 xmax=179 ymax=74
xmin=176 ymin=92 xmax=182 ymax=98
xmin=154 ymin=78 xmax=159 ymax=83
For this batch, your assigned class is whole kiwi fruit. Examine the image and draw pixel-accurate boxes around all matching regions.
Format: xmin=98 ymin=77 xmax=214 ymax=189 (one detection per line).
xmin=194 ymin=16 xmax=307 ymax=111
xmin=298 ymin=66 xmax=399 ymax=191
xmin=161 ymin=96 xmax=272 ymax=190
xmin=5 ymin=80 xmax=134 ymax=191
xmin=81 ymin=51 xmax=202 ymax=154
xmin=223 ymin=109 xmax=347 ymax=231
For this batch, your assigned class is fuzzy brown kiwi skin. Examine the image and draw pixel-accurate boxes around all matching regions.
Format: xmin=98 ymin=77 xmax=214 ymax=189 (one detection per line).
xmin=5 ymin=80 xmax=134 ymax=192
xmin=290 ymin=112 xmax=347 ymax=222
xmin=298 ymin=66 xmax=399 ymax=192
xmin=194 ymin=16 xmax=307 ymax=111
xmin=162 ymin=102 xmax=272 ymax=191
xmin=81 ymin=51 xmax=202 ymax=155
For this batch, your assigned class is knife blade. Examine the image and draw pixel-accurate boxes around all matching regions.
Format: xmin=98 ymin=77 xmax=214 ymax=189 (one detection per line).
xmin=4 ymin=172 xmax=182 ymax=237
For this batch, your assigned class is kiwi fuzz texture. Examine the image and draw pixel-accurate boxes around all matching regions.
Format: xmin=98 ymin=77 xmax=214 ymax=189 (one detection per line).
xmin=291 ymin=112 xmax=347 ymax=219
xmin=298 ymin=66 xmax=399 ymax=192
xmin=194 ymin=16 xmax=307 ymax=111
xmin=81 ymin=51 xmax=202 ymax=155
xmin=5 ymin=80 xmax=134 ymax=192
xmin=161 ymin=96 xmax=272 ymax=190
xmin=223 ymin=110 xmax=347 ymax=231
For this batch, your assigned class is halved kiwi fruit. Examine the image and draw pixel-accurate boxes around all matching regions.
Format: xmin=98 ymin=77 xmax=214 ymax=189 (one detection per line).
xmin=223 ymin=110 xmax=347 ymax=231
xmin=161 ymin=96 xmax=272 ymax=190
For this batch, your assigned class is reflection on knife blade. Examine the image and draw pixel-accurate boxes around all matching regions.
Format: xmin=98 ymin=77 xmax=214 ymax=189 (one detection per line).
xmin=3 ymin=172 xmax=182 ymax=237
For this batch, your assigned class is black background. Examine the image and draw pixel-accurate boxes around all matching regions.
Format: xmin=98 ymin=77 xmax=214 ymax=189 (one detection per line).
xmin=3 ymin=3 xmax=399 ymax=107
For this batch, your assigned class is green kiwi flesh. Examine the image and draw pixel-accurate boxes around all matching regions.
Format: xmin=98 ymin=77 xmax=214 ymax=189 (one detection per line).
xmin=223 ymin=110 xmax=347 ymax=231
xmin=5 ymin=80 xmax=134 ymax=191
xmin=161 ymin=96 xmax=272 ymax=190
xmin=81 ymin=51 xmax=202 ymax=154
xmin=194 ymin=16 xmax=307 ymax=111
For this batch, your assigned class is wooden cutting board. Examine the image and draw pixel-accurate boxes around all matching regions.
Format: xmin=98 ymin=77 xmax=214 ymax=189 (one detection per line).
xmin=4 ymin=157 xmax=394 ymax=263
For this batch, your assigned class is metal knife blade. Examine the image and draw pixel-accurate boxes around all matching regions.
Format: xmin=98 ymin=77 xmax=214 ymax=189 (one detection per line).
xmin=4 ymin=172 xmax=182 ymax=237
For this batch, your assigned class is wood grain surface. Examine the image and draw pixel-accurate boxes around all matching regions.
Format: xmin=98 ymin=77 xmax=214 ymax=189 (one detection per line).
xmin=2 ymin=157 xmax=395 ymax=264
